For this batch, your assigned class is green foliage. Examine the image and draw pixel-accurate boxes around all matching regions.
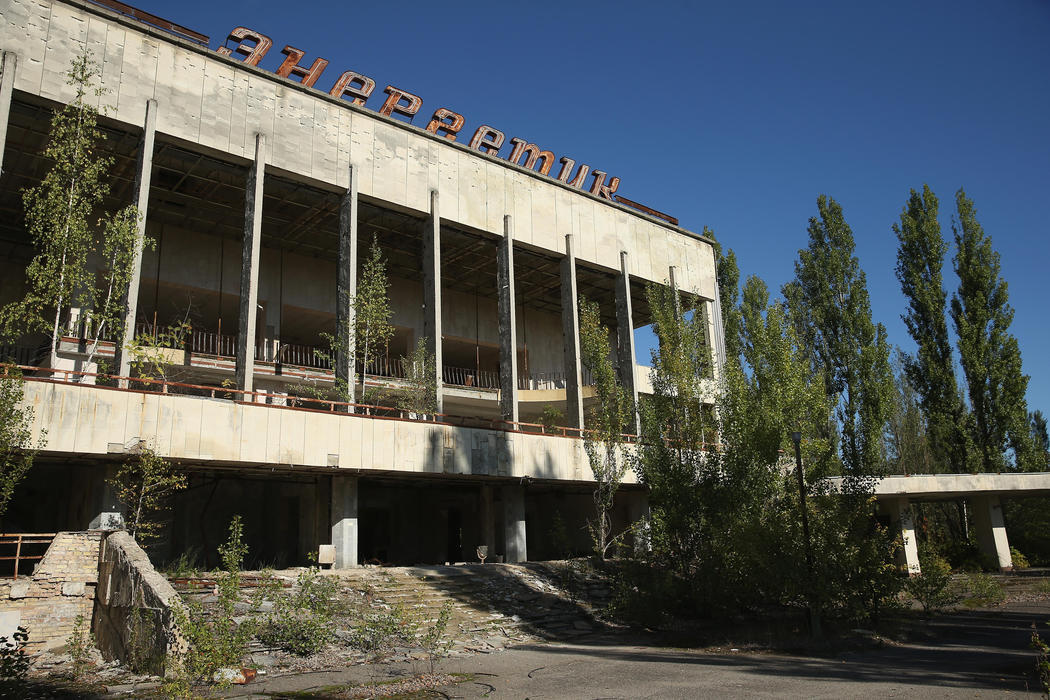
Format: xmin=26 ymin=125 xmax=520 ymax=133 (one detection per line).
xmin=1012 ymin=547 xmax=1030 ymax=570
xmin=420 ymin=601 xmax=454 ymax=674
xmin=67 ymin=614 xmax=94 ymax=679
xmin=951 ymin=189 xmax=1034 ymax=471
xmin=0 ymin=626 xmax=30 ymax=683
xmin=0 ymin=368 xmax=39 ymax=521
xmin=1032 ymin=621 xmax=1050 ymax=698
xmin=125 ymin=318 xmax=191 ymax=382
xmin=1005 ymin=497 xmax=1050 ymax=566
xmin=0 ymin=51 xmax=147 ymax=366
xmin=962 ymin=572 xmax=1006 ymax=607
xmin=578 ymin=296 xmax=632 ymax=558
xmin=395 ymin=337 xmax=438 ymax=418
xmin=356 ymin=236 xmax=396 ymax=395
xmin=783 ymin=194 xmax=893 ymax=477
xmin=540 ymin=404 xmax=564 ymax=433
xmin=349 ymin=602 xmax=418 ymax=666
xmin=169 ymin=516 xmax=254 ymax=688
xmin=258 ymin=567 xmax=337 ymax=656
xmin=893 ymin=185 xmax=970 ymax=473
xmin=905 ymin=546 xmax=958 ymax=614
xmin=706 ymin=227 xmax=742 ymax=370
xmin=109 ymin=447 xmax=187 ymax=546
xmin=885 ymin=350 xmax=934 ymax=474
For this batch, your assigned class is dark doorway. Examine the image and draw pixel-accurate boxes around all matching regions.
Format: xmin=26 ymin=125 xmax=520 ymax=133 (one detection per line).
xmin=360 ymin=507 xmax=391 ymax=564
xmin=446 ymin=507 xmax=462 ymax=563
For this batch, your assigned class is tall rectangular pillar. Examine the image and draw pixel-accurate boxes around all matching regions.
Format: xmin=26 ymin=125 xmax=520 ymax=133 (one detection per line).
xmin=331 ymin=475 xmax=359 ymax=569
xmin=479 ymin=484 xmax=495 ymax=560
xmin=336 ymin=164 xmax=359 ymax=408
xmin=116 ymin=99 xmax=158 ymax=385
xmin=884 ymin=497 xmax=921 ymax=575
xmin=423 ymin=190 xmax=444 ymax=412
xmin=560 ymin=235 xmax=584 ymax=432
xmin=615 ymin=251 xmax=640 ymax=434
xmin=498 ymin=215 xmax=519 ymax=423
xmin=972 ymin=494 xmax=1013 ymax=571
xmin=235 ymin=134 xmax=266 ymax=393
xmin=0 ymin=52 xmax=18 ymax=178
xmin=503 ymin=483 xmax=526 ymax=563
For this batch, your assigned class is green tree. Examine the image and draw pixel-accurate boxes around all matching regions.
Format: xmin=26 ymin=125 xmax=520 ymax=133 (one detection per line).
xmin=354 ymin=236 xmax=395 ymax=402
xmin=0 ymin=51 xmax=143 ymax=369
xmin=893 ymin=185 xmax=970 ymax=472
xmin=950 ymin=189 xmax=1033 ymax=471
xmin=1031 ymin=410 xmax=1049 ymax=470
xmin=885 ymin=350 xmax=934 ymax=474
xmin=783 ymin=195 xmax=893 ymax=479
xmin=109 ymin=446 xmax=187 ymax=546
xmin=395 ymin=337 xmax=438 ymax=418
xmin=578 ymin=296 xmax=631 ymax=558
xmin=0 ymin=368 xmax=39 ymax=523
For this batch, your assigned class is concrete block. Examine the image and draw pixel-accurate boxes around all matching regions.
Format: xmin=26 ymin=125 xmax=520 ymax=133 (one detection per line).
xmin=61 ymin=581 xmax=86 ymax=597
xmin=9 ymin=581 xmax=29 ymax=599
xmin=317 ymin=545 xmax=335 ymax=566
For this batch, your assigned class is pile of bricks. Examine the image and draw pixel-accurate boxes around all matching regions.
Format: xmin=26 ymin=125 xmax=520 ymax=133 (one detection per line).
xmin=0 ymin=531 xmax=102 ymax=653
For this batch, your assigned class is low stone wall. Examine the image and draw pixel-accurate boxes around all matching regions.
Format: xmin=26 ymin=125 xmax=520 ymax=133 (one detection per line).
xmin=95 ymin=531 xmax=184 ymax=675
xmin=0 ymin=531 xmax=102 ymax=653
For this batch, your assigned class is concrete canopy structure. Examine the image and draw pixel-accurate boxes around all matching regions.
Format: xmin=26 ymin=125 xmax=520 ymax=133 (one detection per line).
xmin=0 ymin=0 xmax=721 ymax=567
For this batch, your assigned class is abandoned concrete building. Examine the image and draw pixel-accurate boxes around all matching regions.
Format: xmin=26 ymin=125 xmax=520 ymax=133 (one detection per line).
xmin=0 ymin=0 xmax=723 ymax=569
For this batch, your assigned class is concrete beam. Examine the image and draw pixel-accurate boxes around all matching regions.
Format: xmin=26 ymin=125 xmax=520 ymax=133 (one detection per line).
xmin=615 ymin=251 xmax=640 ymax=434
xmin=560 ymin=235 xmax=584 ymax=431
xmin=116 ymin=99 xmax=158 ymax=386
xmin=884 ymin=497 xmax=921 ymax=575
xmin=331 ymin=475 xmax=359 ymax=568
xmin=971 ymin=494 xmax=1013 ymax=571
xmin=498 ymin=215 xmax=519 ymax=423
xmin=503 ymin=483 xmax=527 ymax=563
xmin=235 ymin=133 xmax=266 ymax=393
xmin=423 ymin=190 xmax=444 ymax=412
xmin=0 ymin=52 xmax=17 ymax=179
xmin=336 ymin=164 xmax=359 ymax=407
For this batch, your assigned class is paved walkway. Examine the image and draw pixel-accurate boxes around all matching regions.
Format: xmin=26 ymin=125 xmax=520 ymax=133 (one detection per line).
xmin=225 ymin=606 xmax=1046 ymax=698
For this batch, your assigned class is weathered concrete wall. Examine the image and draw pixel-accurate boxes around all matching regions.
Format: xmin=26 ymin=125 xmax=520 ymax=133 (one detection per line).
xmin=22 ymin=380 xmax=635 ymax=484
xmin=0 ymin=0 xmax=716 ymax=299
xmin=0 ymin=531 xmax=101 ymax=653
xmin=95 ymin=531 xmax=183 ymax=674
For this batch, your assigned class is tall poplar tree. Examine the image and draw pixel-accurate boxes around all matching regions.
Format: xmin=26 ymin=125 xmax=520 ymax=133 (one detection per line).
xmin=707 ymin=227 xmax=742 ymax=370
xmin=950 ymin=189 xmax=1033 ymax=471
xmin=783 ymin=195 xmax=893 ymax=476
xmin=893 ymin=185 xmax=969 ymax=472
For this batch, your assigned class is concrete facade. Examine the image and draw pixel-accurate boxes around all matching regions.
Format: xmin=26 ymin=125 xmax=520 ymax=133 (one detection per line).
xmin=0 ymin=0 xmax=716 ymax=567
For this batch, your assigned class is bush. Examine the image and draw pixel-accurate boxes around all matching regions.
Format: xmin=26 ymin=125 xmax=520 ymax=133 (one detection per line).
xmin=1033 ymin=621 xmax=1050 ymax=698
xmin=1012 ymin=547 xmax=1030 ymax=570
xmin=0 ymin=626 xmax=30 ymax=683
xmin=67 ymin=614 xmax=94 ymax=679
xmin=258 ymin=567 xmax=338 ymax=656
xmin=962 ymin=573 xmax=1006 ymax=607
xmin=905 ymin=547 xmax=958 ymax=614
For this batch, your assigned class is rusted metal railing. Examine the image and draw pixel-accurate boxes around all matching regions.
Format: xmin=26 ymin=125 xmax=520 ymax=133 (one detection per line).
xmin=0 ymin=533 xmax=56 ymax=579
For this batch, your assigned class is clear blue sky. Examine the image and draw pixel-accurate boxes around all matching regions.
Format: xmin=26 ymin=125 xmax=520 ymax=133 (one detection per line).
xmin=136 ymin=0 xmax=1050 ymax=414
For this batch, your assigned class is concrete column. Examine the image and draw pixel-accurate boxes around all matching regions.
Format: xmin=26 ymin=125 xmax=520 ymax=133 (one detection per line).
xmin=115 ymin=99 xmax=158 ymax=386
xmin=336 ymin=164 xmax=359 ymax=407
xmin=627 ymin=491 xmax=651 ymax=554
xmin=615 ymin=251 xmax=640 ymax=434
xmin=884 ymin=497 xmax=921 ymax=575
xmin=498 ymin=215 xmax=519 ymax=423
xmin=235 ymin=133 xmax=266 ymax=394
xmin=423 ymin=190 xmax=444 ymax=412
xmin=88 ymin=465 xmax=123 ymax=530
xmin=0 ymin=52 xmax=17 ymax=179
xmin=560 ymin=234 xmax=584 ymax=432
xmin=479 ymin=484 xmax=496 ymax=560
xmin=503 ymin=482 xmax=527 ymax=563
xmin=972 ymin=494 xmax=1013 ymax=571
xmin=331 ymin=475 xmax=359 ymax=569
